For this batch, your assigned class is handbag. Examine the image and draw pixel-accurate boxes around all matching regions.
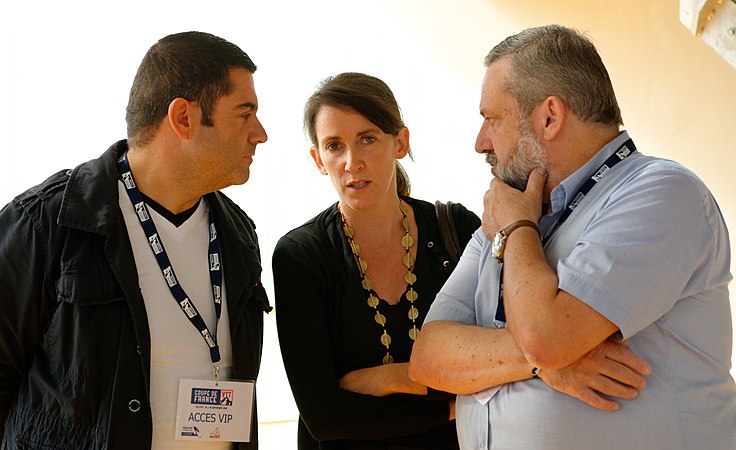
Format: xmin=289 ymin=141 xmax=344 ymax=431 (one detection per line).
xmin=434 ymin=200 xmax=461 ymax=266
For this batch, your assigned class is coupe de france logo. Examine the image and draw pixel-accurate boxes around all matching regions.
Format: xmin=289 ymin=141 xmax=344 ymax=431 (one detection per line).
xmin=122 ymin=171 xmax=136 ymax=189
xmin=134 ymin=202 xmax=150 ymax=222
xmin=148 ymin=234 xmax=163 ymax=254
xmin=569 ymin=192 xmax=585 ymax=211
xmin=191 ymin=388 xmax=235 ymax=406
xmin=616 ymin=145 xmax=631 ymax=159
xmin=209 ymin=253 xmax=220 ymax=271
xmin=591 ymin=165 xmax=610 ymax=182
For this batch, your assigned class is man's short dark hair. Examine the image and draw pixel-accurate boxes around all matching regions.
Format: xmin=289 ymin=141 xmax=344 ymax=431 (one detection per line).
xmin=126 ymin=31 xmax=257 ymax=147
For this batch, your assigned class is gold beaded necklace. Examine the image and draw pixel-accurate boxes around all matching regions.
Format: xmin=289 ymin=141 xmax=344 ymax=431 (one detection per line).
xmin=339 ymin=200 xmax=419 ymax=365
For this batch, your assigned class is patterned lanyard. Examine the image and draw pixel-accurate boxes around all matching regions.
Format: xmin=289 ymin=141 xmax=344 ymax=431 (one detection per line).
xmin=117 ymin=152 xmax=224 ymax=370
xmin=495 ymin=138 xmax=637 ymax=323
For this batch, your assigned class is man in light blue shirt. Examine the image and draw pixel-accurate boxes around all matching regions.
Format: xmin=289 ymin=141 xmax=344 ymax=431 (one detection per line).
xmin=410 ymin=25 xmax=735 ymax=449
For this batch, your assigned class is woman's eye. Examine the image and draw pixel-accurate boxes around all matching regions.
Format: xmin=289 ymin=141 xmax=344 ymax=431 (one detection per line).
xmin=326 ymin=142 xmax=340 ymax=151
xmin=362 ymin=136 xmax=376 ymax=144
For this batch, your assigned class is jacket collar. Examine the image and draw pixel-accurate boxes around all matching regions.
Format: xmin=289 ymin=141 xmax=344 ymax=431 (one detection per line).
xmin=58 ymin=140 xmax=128 ymax=235
xmin=206 ymin=190 xmax=263 ymax=319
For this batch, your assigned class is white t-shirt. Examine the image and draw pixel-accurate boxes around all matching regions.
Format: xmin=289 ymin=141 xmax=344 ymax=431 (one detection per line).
xmin=119 ymin=182 xmax=234 ymax=449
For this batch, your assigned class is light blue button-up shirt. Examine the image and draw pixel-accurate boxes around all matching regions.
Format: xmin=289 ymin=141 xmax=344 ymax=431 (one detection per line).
xmin=425 ymin=131 xmax=735 ymax=449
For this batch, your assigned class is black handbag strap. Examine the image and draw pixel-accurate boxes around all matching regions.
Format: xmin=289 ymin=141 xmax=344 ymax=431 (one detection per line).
xmin=434 ymin=200 xmax=461 ymax=265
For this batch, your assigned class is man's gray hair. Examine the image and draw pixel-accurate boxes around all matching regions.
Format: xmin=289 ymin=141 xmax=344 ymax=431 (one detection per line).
xmin=485 ymin=24 xmax=623 ymax=126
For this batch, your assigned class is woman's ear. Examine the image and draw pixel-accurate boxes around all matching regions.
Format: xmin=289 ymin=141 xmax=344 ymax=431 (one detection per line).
xmin=395 ymin=127 xmax=410 ymax=159
xmin=167 ymin=97 xmax=197 ymax=140
xmin=309 ymin=146 xmax=328 ymax=175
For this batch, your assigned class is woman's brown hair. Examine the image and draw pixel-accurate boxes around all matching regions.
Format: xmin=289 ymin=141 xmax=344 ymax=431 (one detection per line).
xmin=304 ymin=72 xmax=411 ymax=196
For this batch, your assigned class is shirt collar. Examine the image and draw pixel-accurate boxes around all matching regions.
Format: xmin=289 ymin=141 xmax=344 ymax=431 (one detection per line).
xmin=539 ymin=130 xmax=631 ymax=234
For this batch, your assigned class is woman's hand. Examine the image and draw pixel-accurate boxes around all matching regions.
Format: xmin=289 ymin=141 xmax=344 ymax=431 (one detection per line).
xmin=339 ymin=362 xmax=428 ymax=397
xmin=540 ymin=338 xmax=651 ymax=411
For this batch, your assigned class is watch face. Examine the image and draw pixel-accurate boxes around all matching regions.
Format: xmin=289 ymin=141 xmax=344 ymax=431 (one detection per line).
xmin=491 ymin=232 xmax=503 ymax=262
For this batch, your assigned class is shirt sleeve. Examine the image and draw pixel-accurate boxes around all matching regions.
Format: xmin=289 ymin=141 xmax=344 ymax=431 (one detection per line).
xmin=272 ymin=232 xmax=451 ymax=442
xmin=557 ymin=163 xmax=731 ymax=339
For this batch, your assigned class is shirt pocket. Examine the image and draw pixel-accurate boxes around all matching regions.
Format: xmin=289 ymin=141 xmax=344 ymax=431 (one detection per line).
xmin=55 ymin=270 xmax=125 ymax=305
xmin=45 ymin=270 xmax=127 ymax=380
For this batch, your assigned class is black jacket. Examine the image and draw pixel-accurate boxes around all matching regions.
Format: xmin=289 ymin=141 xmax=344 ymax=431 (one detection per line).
xmin=0 ymin=140 xmax=270 ymax=449
xmin=273 ymin=198 xmax=480 ymax=449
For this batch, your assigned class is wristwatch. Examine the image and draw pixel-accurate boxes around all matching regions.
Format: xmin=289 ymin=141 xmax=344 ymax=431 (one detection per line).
xmin=491 ymin=219 xmax=539 ymax=264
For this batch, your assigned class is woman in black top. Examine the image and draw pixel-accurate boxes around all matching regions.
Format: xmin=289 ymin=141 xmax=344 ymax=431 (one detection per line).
xmin=272 ymin=72 xmax=480 ymax=449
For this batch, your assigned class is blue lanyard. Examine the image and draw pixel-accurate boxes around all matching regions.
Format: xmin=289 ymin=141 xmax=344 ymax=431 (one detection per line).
xmin=495 ymin=138 xmax=637 ymax=323
xmin=117 ymin=152 xmax=223 ymax=369
xmin=541 ymin=138 xmax=636 ymax=244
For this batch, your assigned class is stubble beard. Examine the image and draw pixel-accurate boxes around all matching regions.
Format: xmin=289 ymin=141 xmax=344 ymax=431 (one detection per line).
xmin=486 ymin=120 xmax=547 ymax=191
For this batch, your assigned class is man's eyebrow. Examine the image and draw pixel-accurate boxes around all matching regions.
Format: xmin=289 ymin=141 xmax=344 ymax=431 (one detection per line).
xmin=480 ymin=109 xmax=500 ymax=119
xmin=235 ymin=102 xmax=257 ymax=110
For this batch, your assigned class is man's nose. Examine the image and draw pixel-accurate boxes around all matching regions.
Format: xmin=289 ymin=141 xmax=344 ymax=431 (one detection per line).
xmin=475 ymin=122 xmax=493 ymax=154
xmin=250 ymin=116 xmax=268 ymax=144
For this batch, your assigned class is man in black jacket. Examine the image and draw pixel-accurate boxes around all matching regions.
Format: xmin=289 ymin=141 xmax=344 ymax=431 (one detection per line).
xmin=0 ymin=31 xmax=271 ymax=449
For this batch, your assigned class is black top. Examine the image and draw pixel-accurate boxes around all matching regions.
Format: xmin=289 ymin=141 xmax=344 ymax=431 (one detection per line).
xmin=273 ymin=197 xmax=481 ymax=450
